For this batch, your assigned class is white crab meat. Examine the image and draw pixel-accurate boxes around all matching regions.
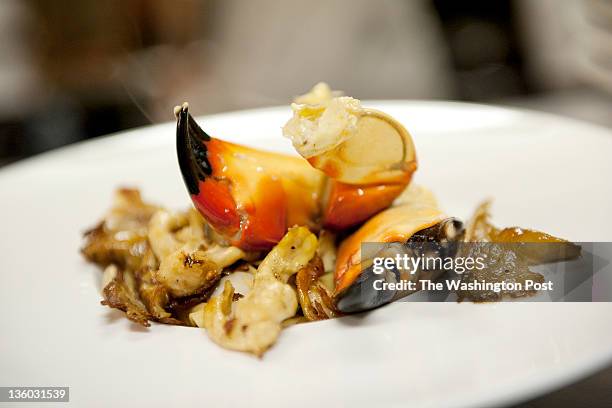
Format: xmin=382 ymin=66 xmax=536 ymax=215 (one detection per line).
xmin=282 ymin=82 xmax=363 ymax=158
xmin=202 ymin=226 xmax=318 ymax=356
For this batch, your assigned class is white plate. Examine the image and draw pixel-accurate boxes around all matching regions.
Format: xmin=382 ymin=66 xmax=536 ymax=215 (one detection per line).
xmin=1 ymin=102 xmax=612 ymax=408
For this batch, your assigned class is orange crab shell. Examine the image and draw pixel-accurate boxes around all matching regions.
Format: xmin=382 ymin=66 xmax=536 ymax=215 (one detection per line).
xmin=322 ymin=171 xmax=415 ymax=231
xmin=334 ymin=202 xmax=446 ymax=295
xmin=177 ymin=105 xmax=419 ymax=252
xmin=192 ymin=138 xmax=324 ymax=251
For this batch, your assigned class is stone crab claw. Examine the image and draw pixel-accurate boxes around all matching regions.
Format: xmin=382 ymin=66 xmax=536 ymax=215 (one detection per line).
xmin=333 ymin=199 xmax=464 ymax=313
xmin=176 ymin=103 xmax=324 ymax=251
xmin=175 ymin=85 xmax=416 ymax=250
xmin=283 ymin=83 xmax=417 ymax=230
xmin=176 ymin=84 xmax=418 ymax=251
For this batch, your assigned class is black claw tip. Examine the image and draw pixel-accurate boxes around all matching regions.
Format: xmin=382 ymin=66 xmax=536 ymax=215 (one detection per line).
xmin=176 ymin=104 xmax=213 ymax=195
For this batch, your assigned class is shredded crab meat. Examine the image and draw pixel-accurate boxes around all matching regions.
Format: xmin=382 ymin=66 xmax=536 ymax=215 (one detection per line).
xmin=100 ymin=265 xmax=153 ymax=327
xmin=82 ymin=189 xmax=159 ymax=270
xmin=189 ymin=269 xmax=256 ymax=328
xmin=203 ymin=226 xmax=318 ymax=356
xmin=148 ymin=209 xmax=246 ymax=298
xmin=83 ymin=189 xmax=253 ymax=327
xmin=155 ymin=247 xmax=217 ymax=298
xmin=282 ymin=82 xmax=363 ymax=158
xmin=295 ymin=256 xmax=341 ymax=321
xmin=155 ymin=244 xmax=244 ymax=297
xmin=148 ymin=210 xmax=192 ymax=259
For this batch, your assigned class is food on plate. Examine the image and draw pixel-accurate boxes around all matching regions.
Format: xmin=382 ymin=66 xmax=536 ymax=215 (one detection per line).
xmin=175 ymin=82 xmax=416 ymax=249
xmin=201 ymin=226 xmax=317 ymax=356
xmin=457 ymin=201 xmax=581 ymax=302
xmin=82 ymin=83 xmax=580 ymax=355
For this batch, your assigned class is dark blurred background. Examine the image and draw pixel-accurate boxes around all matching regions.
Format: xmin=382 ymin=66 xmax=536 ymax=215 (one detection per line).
xmin=0 ymin=0 xmax=611 ymax=170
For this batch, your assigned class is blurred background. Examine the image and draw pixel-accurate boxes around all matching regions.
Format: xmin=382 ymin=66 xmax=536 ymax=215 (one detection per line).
xmin=0 ymin=0 xmax=611 ymax=169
